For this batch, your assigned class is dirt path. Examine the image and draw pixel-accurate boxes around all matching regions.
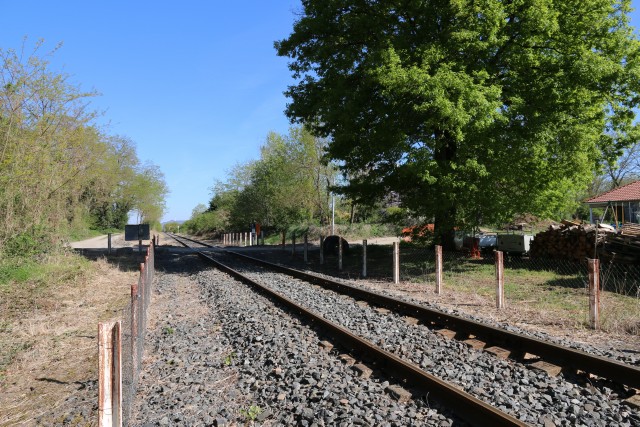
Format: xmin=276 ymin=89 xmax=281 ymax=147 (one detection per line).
xmin=70 ymin=234 xmax=151 ymax=250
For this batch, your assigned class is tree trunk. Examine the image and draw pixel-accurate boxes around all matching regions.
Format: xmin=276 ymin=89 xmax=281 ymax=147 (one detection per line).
xmin=433 ymin=133 xmax=457 ymax=251
xmin=434 ymin=207 xmax=457 ymax=251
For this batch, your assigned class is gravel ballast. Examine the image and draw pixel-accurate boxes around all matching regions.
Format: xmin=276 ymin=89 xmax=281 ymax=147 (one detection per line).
xmin=214 ymin=251 xmax=640 ymax=427
xmin=130 ymin=251 xmax=463 ymax=426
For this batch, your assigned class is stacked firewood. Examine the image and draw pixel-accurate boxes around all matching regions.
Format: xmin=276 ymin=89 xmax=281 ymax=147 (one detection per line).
xmin=599 ymin=223 xmax=640 ymax=264
xmin=529 ymin=221 xmax=613 ymax=260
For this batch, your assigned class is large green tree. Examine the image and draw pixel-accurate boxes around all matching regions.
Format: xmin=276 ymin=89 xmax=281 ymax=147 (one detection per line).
xmin=277 ymin=0 xmax=640 ymax=247
xmin=192 ymin=126 xmax=338 ymax=235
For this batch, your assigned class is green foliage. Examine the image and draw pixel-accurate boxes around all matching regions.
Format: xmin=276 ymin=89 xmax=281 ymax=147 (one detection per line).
xmin=3 ymin=229 xmax=54 ymax=258
xmin=0 ymin=260 xmax=40 ymax=286
xmin=0 ymin=40 xmax=168 ymax=256
xmin=277 ymin=0 xmax=640 ymax=244
xmin=0 ymin=251 xmax=90 ymax=288
xmin=223 ymin=352 xmax=236 ymax=366
xmin=240 ymin=405 xmax=262 ymax=421
xmin=189 ymin=126 xmax=341 ymax=235
xmin=163 ymin=221 xmax=182 ymax=233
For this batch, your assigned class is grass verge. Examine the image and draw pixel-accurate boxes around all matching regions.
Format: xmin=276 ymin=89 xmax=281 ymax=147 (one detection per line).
xmin=0 ymin=249 xmax=137 ymax=425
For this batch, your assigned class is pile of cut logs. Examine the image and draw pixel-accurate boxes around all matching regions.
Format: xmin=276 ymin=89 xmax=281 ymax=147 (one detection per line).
xmin=529 ymin=221 xmax=614 ymax=260
xmin=598 ymin=223 xmax=640 ymax=264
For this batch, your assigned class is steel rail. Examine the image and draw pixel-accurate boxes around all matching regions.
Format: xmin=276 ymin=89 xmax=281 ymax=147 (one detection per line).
xmin=166 ymin=233 xmax=529 ymax=427
xmin=224 ymin=249 xmax=640 ymax=390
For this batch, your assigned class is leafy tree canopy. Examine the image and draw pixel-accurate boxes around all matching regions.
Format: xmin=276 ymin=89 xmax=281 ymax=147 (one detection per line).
xmin=0 ymin=40 xmax=168 ymax=251
xmin=277 ymin=0 xmax=640 ymax=246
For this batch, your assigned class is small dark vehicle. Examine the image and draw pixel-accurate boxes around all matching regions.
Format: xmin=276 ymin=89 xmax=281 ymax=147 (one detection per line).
xmin=323 ymin=235 xmax=350 ymax=256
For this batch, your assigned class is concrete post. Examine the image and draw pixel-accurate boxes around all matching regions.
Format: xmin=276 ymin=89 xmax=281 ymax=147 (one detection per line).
xmin=495 ymin=251 xmax=505 ymax=309
xmin=435 ymin=245 xmax=443 ymax=294
xmin=393 ymin=241 xmax=400 ymax=284
xmin=98 ymin=321 xmax=122 ymax=427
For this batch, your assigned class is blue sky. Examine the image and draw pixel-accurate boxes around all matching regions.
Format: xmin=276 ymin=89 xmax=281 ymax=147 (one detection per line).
xmin=0 ymin=1 xmax=301 ymax=222
xmin=1 ymin=1 xmax=639 ymax=222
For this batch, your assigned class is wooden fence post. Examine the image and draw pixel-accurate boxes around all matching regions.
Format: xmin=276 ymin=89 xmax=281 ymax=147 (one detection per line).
xmin=319 ymin=236 xmax=325 ymax=265
xmin=393 ymin=241 xmax=400 ymax=284
xmin=495 ymin=251 xmax=505 ymax=309
xmin=362 ymin=239 xmax=367 ymax=278
xmin=338 ymin=236 xmax=343 ymax=270
xmin=435 ymin=245 xmax=443 ymax=294
xmin=588 ymin=259 xmax=600 ymax=329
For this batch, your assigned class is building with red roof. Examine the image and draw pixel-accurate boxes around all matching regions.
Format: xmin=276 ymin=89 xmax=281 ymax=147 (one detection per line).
xmin=585 ymin=180 xmax=640 ymax=225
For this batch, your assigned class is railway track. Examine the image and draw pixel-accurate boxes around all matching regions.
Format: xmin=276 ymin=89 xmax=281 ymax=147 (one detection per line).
xmin=166 ymin=233 xmax=640 ymax=426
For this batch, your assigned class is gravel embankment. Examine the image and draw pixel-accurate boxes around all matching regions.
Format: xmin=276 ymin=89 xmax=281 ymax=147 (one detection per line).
xmin=216 ymin=252 xmax=639 ymax=427
xmin=131 ymin=251 xmax=463 ymax=426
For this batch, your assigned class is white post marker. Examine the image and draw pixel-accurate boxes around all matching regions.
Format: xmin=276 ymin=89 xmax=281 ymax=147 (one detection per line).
xmin=588 ymin=258 xmax=600 ymax=329
xmin=495 ymin=251 xmax=505 ymax=309
xmin=98 ymin=321 xmax=122 ymax=427
xmin=435 ymin=245 xmax=443 ymax=294
xmin=362 ymin=239 xmax=367 ymax=278
xmin=393 ymin=241 xmax=400 ymax=284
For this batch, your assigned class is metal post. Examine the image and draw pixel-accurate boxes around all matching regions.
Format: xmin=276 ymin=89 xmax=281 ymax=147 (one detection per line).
xmin=393 ymin=241 xmax=400 ymax=284
xmin=495 ymin=251 xmax=505 ymax=309
xmin=588 ymin=259 xmax=600 ymax=329
xmin=435 ymin=245 xmax=443 ymax=294
xmin=338 ymin=236 xmax=343 ymax=270
xmin=319 ymin=236 xmax=325 ymax=265
xmin=304 ymin=234 xmax=308 ymax=263
xmin=362 ymin=239 xmax=367 ymax=278
xmin=108 ymin=233 xmax=112 ymax=255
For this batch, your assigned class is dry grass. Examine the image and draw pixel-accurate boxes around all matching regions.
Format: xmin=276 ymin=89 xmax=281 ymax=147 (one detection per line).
xmin=0 ymin=253 xmax=139 ymax=426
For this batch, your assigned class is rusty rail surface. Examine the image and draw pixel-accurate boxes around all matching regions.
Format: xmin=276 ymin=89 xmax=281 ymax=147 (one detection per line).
xmin=167 ymin=233 xmax=529 ymax=427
